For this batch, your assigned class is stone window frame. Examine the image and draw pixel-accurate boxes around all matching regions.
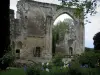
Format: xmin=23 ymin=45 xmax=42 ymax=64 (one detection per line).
xmin=34 ymin=46 xmax=41 ymax=57
xmin=16 ymin=49 xmax=20 ymax=59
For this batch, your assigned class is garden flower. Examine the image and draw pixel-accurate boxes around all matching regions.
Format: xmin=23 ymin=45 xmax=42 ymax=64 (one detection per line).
xmin=85 ymin=64 xmax=88 ymax=68
xmin=46 ymin=68 xmax=49 ymax=72
xmin=41 ymin=67 xmax=44 ymax=71
xmin=46 ymin=62 xmax=49 ymax=66
xmin=67 ymin=63 xmax=70 ymax=67
xmin=42 ymin=62 xmax=44 ymax=66
xmin=24 ymin=65 xmax=27 ymax=72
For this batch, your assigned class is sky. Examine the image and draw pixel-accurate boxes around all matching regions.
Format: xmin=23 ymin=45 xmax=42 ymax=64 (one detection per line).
xmin=10 ymin=0 xmax=100 ymax=48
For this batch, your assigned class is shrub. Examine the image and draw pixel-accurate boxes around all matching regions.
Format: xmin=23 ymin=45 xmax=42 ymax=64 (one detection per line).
xmin=68 ymin=58 xmax=82 ymax=75
xmin=0 ymin=51 xmax=15 ymax=70
xmin=26 ymin=64 xmax=41 ymax=75
xmin=78 ymin=51 xmax=100 ymax=68
xmin=67 ymin=50 xmax=100 ymax=75
xmin=40 ymin=66 xmax=69 ymax=75
xmin=52 ymin=52 xmax=64 ymax=67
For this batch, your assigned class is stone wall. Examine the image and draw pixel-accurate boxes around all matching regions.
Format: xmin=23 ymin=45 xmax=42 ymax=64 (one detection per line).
xmin=10 ymin=0 xmax=85 ymax=63
xmin=10 ymin=9 xmax=15 ymax=41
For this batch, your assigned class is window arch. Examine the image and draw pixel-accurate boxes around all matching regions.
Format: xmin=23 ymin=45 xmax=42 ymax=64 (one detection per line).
xmin=17 ymin=41 xmax=22 ymax=49
xmin=53 ymin=13 xmax=74 ymax=55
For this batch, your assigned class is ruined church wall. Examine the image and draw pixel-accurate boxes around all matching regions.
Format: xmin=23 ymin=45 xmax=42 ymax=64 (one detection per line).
xmin=18 ymin=37 xmax=45 ymax=59
xmin=14 ymin=0 xmax=85 ymax=63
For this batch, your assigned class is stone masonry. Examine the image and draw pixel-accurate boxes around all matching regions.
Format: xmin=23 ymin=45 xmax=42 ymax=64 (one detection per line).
xmin=10 ymin=0 xmax=85 ymax=64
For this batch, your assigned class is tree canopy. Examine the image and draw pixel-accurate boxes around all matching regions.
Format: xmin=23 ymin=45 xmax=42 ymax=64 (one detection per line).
xmin=93 ymin=32 xmax=100 ymax=50
xmin=58 ymin=0 xmax=100 ymax=24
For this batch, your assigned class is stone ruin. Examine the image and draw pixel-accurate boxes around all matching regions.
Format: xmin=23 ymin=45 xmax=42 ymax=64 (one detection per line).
xmin=10 ymin=0 xmax=85 ymax=64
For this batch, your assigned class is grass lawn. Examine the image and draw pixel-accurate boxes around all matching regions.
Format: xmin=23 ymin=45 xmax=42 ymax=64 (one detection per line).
xmin=0 ymin=68 xmax=26 ymax=75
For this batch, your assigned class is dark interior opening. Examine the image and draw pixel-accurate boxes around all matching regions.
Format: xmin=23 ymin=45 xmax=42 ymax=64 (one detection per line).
xmin=34 ymin=47 xmax=41 ymax=57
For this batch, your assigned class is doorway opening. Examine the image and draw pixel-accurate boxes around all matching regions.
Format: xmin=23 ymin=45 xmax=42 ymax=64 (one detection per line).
xmin=69 ymin=47 xmax=73 ymax=55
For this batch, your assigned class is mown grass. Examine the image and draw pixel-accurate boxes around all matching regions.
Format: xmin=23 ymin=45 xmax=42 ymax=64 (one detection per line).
xmin=0 ymin=68 xmax=26 ymax=75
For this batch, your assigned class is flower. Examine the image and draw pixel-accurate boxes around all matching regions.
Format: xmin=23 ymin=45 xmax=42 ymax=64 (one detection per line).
xmin=24 ymin=65 xmax=27 ymax=72
xmin=41 ymin=67 xmax=44 ymax=71
xmin=42 ymin=62 xmax=44 ymax=66
xmin=46 ymin=62 xmax=49 ymax=66
xmin=46 ymin=68 xmax=49 ymax=72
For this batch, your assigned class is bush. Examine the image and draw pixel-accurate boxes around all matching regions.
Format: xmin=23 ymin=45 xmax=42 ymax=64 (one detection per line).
xmin=68 ymin=58 xmax=82 ymax=75
xmin=67 ymin=50 xmax=100 ymax=75
xmin=78 ymin=51 xmax=100 ymax=68
xmin=26 ymin=51 xmax=100 ymax=75
xmin=67 ymin=60 xmax=100 ymax=75
xmin=0 ymin=51 xmax=15 ymax=70
xmin=52 ymin=52 xmax=64 ymax=67
xmin=26 ymin=64 xmax=42 ymax=75
xmin=40 ymin=66 xmax=69 ymax=75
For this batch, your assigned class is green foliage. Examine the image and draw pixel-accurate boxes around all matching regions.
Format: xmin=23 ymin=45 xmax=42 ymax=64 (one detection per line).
xmin=0 ymin=51 xmax=15 ymax=70
xmin=68 ymin=56 xmax=82 ymax=75
xmin=78 ymin=51 xmax=100 ymax=68
xmin=0 ymin=68 xmax=26 ymax=75
xmin=68 ymin=67 xmax=100 ymax=75
xmin=26 ymin=64 xmax=41 ymax=75
xmin=26 ymin=51 xmax=100 ymax=75
xmin=59 ymin=0 xmax=99 ymax=15
xmin=93 ymin=32 xmax=100 ymax=50
xmin=49 ymin=67 xmax=68 ymax=75
xmin=40 ymin=67 xmax=69 ymax=75
xmin=67 ymin=50 xmax=100 ymax=75
xmin=53 ymin=21 xmax=69 ymax=43
xmin=52 ymin=19 xmax=72 ymax=54
xmin=85 ymin=47 xmax=94 ymax=52
xmin=57 ymin=0 xmax=100 ymax=24
xmin=52 ymin=52 xmax=64 ymax=67
xmin=25 ymin=49 xmax=100 ymax=75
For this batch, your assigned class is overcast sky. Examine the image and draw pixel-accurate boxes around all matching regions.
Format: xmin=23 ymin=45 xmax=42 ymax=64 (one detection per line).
xmin=10 ymin=0 xmax=100 ymax=48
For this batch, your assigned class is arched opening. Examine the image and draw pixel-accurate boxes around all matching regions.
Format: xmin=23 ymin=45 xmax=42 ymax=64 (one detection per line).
xmin=52 ymin=13 xmax=74 ymax=56
xmin=16 ymin=49 xmax=20 ymax=59
xmin=17 ymin=41 xmax=22 ymax=49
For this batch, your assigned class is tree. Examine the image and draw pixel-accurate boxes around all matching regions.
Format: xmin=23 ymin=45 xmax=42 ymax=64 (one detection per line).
xmin=69 ymin=50 xmax=100 ymax=75
xmin=58 ymin=0 xmax=100 ymax=24
xmin=52 ymin=52 xmax=64 ymax=67
xmin=0 ymin=50 xmax=15 ymax=70
xmin=78 ymin=50 xmax=100 ymax=68
xmin=85 ymin=47 xmax=94 ymax=52
xmin=52 ymin=19 xmax=72 ymax=54
xmin=53 ymin=19 xmax=72 ymax=43
xmin=93 ymin=32 xmax=100 ymax=50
